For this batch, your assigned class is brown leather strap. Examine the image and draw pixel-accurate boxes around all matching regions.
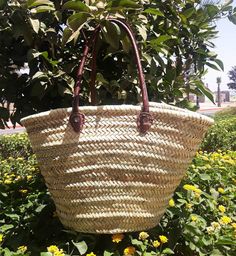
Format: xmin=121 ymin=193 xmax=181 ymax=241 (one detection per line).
xmin=70 ymin=19 xmax=153 ymax=134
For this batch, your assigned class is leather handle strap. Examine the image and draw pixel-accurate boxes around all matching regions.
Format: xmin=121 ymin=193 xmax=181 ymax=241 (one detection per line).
xmin=69 ymin=19 xmax=153 ymax=134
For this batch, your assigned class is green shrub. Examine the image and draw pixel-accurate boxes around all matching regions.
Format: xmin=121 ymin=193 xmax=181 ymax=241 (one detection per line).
xmin=214 ymin=107 xmax=236 ymax=121
xmin=0 ymin=134 xmax=235 ymax=256
xmin=201 ymin=116 xmax=236 ymax=152
xmin=0 ymin=134 xmax=32 ymax=159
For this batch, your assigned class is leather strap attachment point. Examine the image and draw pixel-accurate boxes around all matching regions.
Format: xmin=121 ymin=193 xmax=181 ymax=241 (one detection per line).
xmin=69 ymin=111 xmax=85 ymax=133
xmin=137 ymin=112 xmax=153 ymax=134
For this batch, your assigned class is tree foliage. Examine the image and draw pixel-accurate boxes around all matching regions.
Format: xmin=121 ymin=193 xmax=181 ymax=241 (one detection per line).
xmin=0 ymin=0 xmax=236 ymax=128
xmin=227 ymin=66 xmax=236 ymax=90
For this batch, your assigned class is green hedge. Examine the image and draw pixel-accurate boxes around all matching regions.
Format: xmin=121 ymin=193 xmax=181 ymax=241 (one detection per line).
xmin=214 ymin=107 xmax=236 ymax=121
xmin=0 ymin=134 xmax=235 ymax=256
xmin=200 ymin=116 xmax=236 ymax=152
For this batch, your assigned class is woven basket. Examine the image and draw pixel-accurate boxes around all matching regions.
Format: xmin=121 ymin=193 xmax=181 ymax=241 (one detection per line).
xmin=21 ymin=19 xmax=214 ymax=234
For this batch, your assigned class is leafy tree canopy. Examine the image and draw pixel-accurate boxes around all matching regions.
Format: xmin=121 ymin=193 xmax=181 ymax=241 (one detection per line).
xmin=227 ymin=66 xmax=236 ymax=90
xmin=0 ymin=0 xmax=236 ymax=128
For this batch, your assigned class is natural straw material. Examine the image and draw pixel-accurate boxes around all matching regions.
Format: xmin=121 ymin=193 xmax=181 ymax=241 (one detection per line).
xmin=21 ymin=102 xmax=213 ymax=234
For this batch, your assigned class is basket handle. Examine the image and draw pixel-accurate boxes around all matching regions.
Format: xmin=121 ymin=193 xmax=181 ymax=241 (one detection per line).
xmin=69 ymin=19 xmax=153 ymax=134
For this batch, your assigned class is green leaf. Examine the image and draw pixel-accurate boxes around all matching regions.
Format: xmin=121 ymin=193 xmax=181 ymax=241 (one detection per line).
xmin=5 ymin=213 xmax=20 ymax=221
xmin=217 ymin=236 xmax=236 ymax=245
xmin=150 ymin=35 xmax=173 ymax=46
xmin=61 ymin=27 xmax=72 ymax=46
xmin=72 ymin=241 xmax=88 ymax=255
xmin=199 ymin=174 xmax=211 ymax=180
xmin=143 ymin=8 xmax=164 ymax=17
xmin=108 ymin=0 xmax=142 ymax=9
xmin=184 ymin=223 xmax=202 ymax=236
xmin=228 ymin=13 xmax=236 ymax=25
xmin=35 ymin=204 xmax=46 ymax=213
xmin=182 ymin=7 xmax=195 ymax=18
xmin=97 ymin=73 xmax=109 ymax=85
xmin=40 ymin=253 xmax=52 ymax=256
xmin=162 ymin=248 xmax=175 ymax=254
xmin=30 ymin=5 xmax=55 ymax=13
xmin=214 ymin=59 xmax=224 ymax=71
xmin=121 ymin=35 xmax=131 ymax=53
xmin=27 ymin=50 xmax=45 ymax=62
xmin=67 ymin=13 xmax=90 ymax=31
xmin=27 ymin=0 xmax=54 ymax=8
xmin=0 ymin=224 xmax=14 ymax=232
xmin=194 ymin=80 xmax=215 ymax=103
xmin=206 ymin=5 xmax=219 ymax=18
xmin=29 ymin=18 xmax=40 ymax=33
xmin=210 ymin=249 xmax=224 ymax=256
xmin=207 ymin=51 xmax=217 ymax=57
xmin=206 ymin=62 xmax=221 ymax=71
xmin=104 ymin=251 xmax=114 ymax=256
xmin=137 ymin=25 xmax=147 ymax=41
xmin=131 ymin=239 xmax=143 ymax=246
xmin=67 ymin=23 xmax=88 ymax=44
xmin=62 ymin=1 xmax=90 ymax=12
xmin=103 ymin=21 xmax=121 ymax=49
xmin=1 ymin=248 xmax=12 ymax=256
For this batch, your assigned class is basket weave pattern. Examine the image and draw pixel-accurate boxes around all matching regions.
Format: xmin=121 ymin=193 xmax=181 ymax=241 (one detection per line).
xmin=21 ymin=103 xmax=213 ymax=233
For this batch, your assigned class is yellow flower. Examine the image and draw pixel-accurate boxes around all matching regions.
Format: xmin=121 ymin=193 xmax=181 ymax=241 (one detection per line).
xmin=220 ymin=216 xmax=232 ymax=225
xmin=47 ymin=245 xmax=60 ymax=254
xmin=27 ymin=175 xmax=33 ymax=181
xmin=191 ymin=215 xmax=198 ymax=222
xmin=159 ymin=235 xmax=168 ymax=243
xmin=112 ymin=233 xmax=124 ymax=243
xmin=54 ymin=250 xmax=65 ymax=256
xmin=152 ymin=240 xmax=160 ymax=248
xmin=139 ymin=231 xmax=149 ymax=241
xmin=0 ymin=234 xmax=3 ymax=242
xmin=19 ymin=189 xmax=28 ymax=194
xmin=183 ymin=184 xmax=202 ymax=194
xmin=231 ymin=223 xmax=236 ymax=229
xmin=124 ymin=246 xmax=136 ymax=256
xmin=194 ymin=192 xmax=201 ymax=198
xmin=16 ymin=175 xmax=21 ymax=181
xmin=18 ymin=245 xmax=27 ymax=253
xmin=183 ymin=184 xmax=195 ymax=191
xmin=218 ymin=205 xmax=226 ymax=213
xmin=201 ymin=156 xmax=209 ymax=161
xmin=194 ymin=188 xmax=202 ymax=194
xmin=4 ymin=179 xmax=12 ymax=184
xmin=186 ymin=203 xmax=193 ymax=209
xmin=168 ymin=198 xmax=175 ymax=207
xmin=218 ymin=187 xmax=225 ymax=194
xmin=86 ymin=253 xmax=96 ymax=256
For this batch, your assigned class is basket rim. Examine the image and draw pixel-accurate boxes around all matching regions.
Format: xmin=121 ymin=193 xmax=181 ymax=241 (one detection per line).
xmin=20 ymin=102 xmax=214 ymax=125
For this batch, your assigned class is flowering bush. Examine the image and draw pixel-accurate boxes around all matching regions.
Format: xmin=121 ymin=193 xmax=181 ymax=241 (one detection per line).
xmin=201 ymin=116 xmax=236 ymax=152
xmin=0 ymin=134 xmax=235 ymax=256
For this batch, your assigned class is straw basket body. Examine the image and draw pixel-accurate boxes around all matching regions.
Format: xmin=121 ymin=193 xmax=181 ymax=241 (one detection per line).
xmin=21 ymin=102 xmax=213 ymax=234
